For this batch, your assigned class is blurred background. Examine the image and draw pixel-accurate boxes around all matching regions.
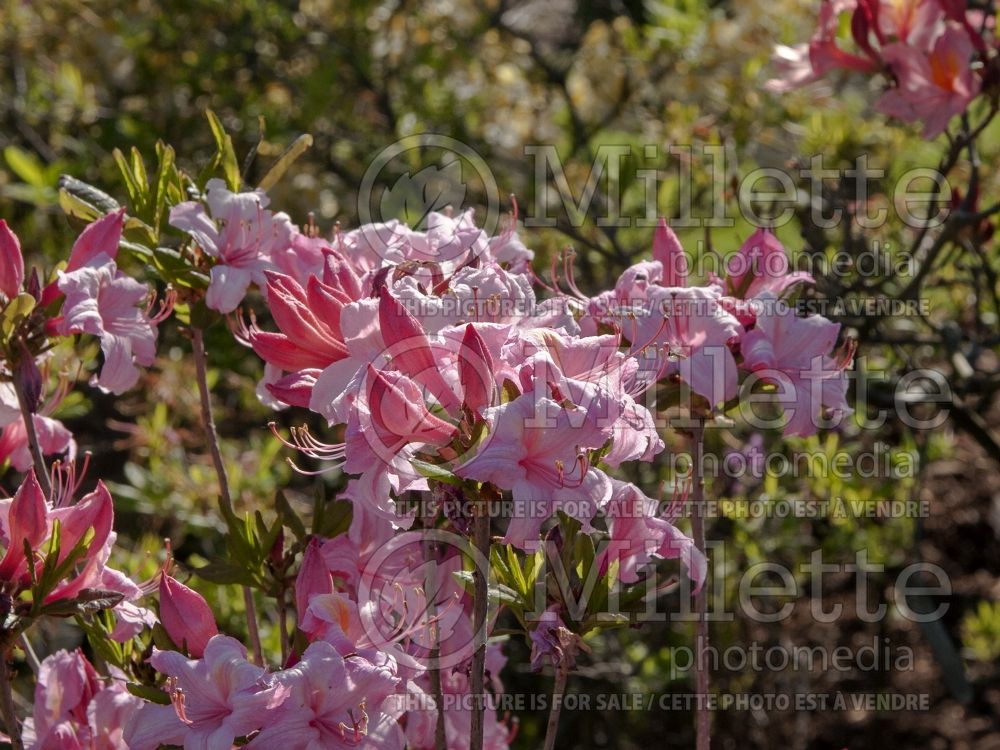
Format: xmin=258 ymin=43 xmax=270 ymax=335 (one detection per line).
xmin=1 ymin=1 xmax=999 ymax=748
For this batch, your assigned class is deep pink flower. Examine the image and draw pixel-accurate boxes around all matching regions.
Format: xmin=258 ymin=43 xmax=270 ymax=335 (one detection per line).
xmin=248 ymin=270 xmax=350 ymax=371
xmin=458 ymin=323 xmax=496 ymax=414
xmin=725 ymin=229 xmax=813 ymax=300
xmin=0 ymin=469 xmax=49 ymax=582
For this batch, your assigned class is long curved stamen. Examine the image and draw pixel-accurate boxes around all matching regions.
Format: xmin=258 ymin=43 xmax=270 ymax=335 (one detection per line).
xmin=147 ymin=286 xmax=177 ymax=324
xmin=662 ymin=479 xmax=692 ymax=523
xmin=528 ymin=265 xmax=557 ymax=294
xmin=562 ymin=247 xmax=590 ymax=303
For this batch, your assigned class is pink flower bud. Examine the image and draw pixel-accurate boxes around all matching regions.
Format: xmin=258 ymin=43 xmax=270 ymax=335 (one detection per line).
xmin=366 ymin=365 xmax=455 ymax=446
xmin=378 ymin=291 xmax=460 ymax=412
xmin=295 ymin=538 xmax=332 ymax=636
xmin=159 ymin=573 xmax=218 ymax=657
xmin=0 ymin=220 xmax=25 ymax=299
xmin=40 ymin=209 xmax=125 ymax=307
xmin=652 ymin=218 xmax=688 ymax=288
xmin=459 ymin=324 xmax=495 ymax=414
xmin=0 ymin=469 xmax=49 ymax=582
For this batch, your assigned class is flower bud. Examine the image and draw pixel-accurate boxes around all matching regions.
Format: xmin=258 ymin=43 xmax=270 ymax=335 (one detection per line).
xmin=0 ymin=220 xmax=25 ymax=300
xmin=652 ymin=218 xmax=687 ymax=288
xmin=458 ymin=323 xmax=495 ymax=414
xmin=159 ymin=573 xmax=218 ymax=658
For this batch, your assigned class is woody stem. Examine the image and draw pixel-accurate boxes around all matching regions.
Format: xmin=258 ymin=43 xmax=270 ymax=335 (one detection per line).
xmin=191 ymin=327 xmax=264 ymax=666
xmin=468 ymin=499 xmax=490 ymax=750
xmin=0 ymin=646 xmax=22 ymax=750
xmin=542 ymin=660 xmax=569 ymax=750
xmin=11 ymin=373 xmax=51 ymax=498
xmin=690 ymin=422 xmax=710 ymax=750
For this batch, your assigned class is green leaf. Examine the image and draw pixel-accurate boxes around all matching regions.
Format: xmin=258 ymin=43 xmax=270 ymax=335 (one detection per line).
xmin=194 ymin=559 xmax=256 ymax=586
xmin=58 ymin=175 xmax=120 ymax=213
xmin=489 ymin=583 xmax=521 ymax=606
xmin=410 ymin=459 xmax=461 ymax=486
xmin=4 ymin=146 xmax=48 ymax=188
xmin=205 ymin=111 xmax=241 ymax=191
xmin=152 ymin=143 xmax=177 ymax=231
xmin=113 ymin=148 xmax=144 ymax=208
xmin=42 ymin=589 xmax=125 ymax=617
xmin=126 ymin=683 xmax=172 ymax=706
xmin=1 ymin=294 xmax=36 ymax=338
xmin=276 ymin=491 xmax=307 ymax=541
xmin=258 ymin=134 xmax=314 ymax=191
xmin=505 ymin=545 xmax=529 ymax=595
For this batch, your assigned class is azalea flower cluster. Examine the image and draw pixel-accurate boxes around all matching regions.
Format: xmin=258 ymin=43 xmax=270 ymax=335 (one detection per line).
xmin=0 ymin=213 xmax=171 ymax=471
xmin=767 ymin=0 xmax=994 ymax=137
xmin=0 ymin=152 xmax=852 ymax=748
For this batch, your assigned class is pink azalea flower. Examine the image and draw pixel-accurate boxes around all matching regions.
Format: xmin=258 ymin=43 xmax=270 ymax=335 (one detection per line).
xmin=22 ymin=649 xmax=100 ymax=750
xmin=740 ymin=294 xmax=854 ymax=437
xmin=877 ymin=0 xmax=946 ymax=49
xmin=245 ymin=640 xmax=403 ymax=750
xmin=764 ymin=44 xmax=820 ymax=92
xmin=109 ymin=599 xmax=157 ymax=642
xmin=725 ymin=228 xmax=814 ymax=300
xmin=405 ymin=658 xmax=512 ymax=750
xmin=86 ymin=676 xmax=144 ymax=750
xmin=169 ymin=178 xmax=294 ymax=312
xmin=877 ymin=24 xmax=981 ymax=137
xmin=57 ymin=253 xmax=164 ymax=395
xmin=124 ymin=635 xmax=285 ymax=750
xmin=456 ymin=394 xmax=613 ymax=547
xmin=0 ymin=469 xmax=52 ymax=583
xmin=0 ymin=413 xmax=76 ymax=473
xmin=22 ymin=650 xmax=142 ymax=750
xmin=599 ymin=479 xmax=706 ymax=589
xmin=633 ymin=286 xmax=743 ymax=408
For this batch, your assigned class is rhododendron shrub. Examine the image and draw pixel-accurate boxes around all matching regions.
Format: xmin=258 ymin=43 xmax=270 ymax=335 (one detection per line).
xmin=0 ymin=104 xmax=862 ymax=750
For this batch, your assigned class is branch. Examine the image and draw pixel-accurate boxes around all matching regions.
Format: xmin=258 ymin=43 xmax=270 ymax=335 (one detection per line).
xmin=191 ymin=327 xmax=264 ymax=666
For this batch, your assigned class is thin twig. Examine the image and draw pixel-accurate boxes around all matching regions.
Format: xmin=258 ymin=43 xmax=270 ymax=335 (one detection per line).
xmin=0 ymin=650 xmax=22 ymax=750
xmin=191 ymin=327 xmax=264 ymax=666
xmin=17 ymin=637 xmax=38 ymax=676
xmin=690 ymin=422 xmax=710 ymax=750
xmin=276 ymin=588 xmax=290 ymax=667
xmin=11 ymin=375 xmax=51 ymax=498
xmin=423 ymin=529 xmax=447 ymax=750
xmin=468 ymin=499 xmax=491 ymax=750
xmin=542 ymin=661 xmax=569 ymax=750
